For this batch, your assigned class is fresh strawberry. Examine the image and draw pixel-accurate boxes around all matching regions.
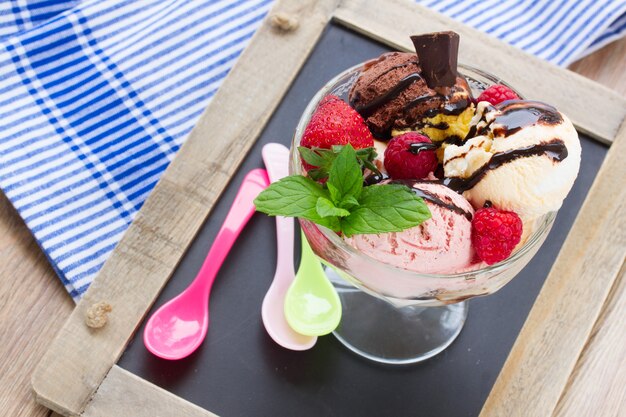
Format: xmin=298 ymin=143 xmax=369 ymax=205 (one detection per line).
xmin=301 ymin=95 xmax=374 ymax=151
xmin=471 ymin=207 xmax=523 ymax=265
xmin=476 ymin=84 xmax=519 ymax=105
xmin=383 ymin=132 xmax=438 ymax=179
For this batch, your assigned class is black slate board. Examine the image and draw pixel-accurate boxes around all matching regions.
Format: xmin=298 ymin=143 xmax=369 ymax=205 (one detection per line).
xmin=119 ymin=24 xmax=608 ymax=417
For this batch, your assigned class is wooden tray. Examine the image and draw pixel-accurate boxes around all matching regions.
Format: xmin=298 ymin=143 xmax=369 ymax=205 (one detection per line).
xmin=116 ymin=24 xmax=609 ymax=417
xmin=32 ymin=1 xmax=626 ymax=416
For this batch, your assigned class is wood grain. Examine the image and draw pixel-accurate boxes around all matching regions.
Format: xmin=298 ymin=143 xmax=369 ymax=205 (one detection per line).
xmin=479 ymin=120 xmax=626 ymax=416
xmin=0 ymin=192 xmax=74 ymax=417
xmin=553 ymin=262 xmax=626 ymax=417
xmin=569 ymin=37 xmax=626 ymax=98
xmin=81 ymin=366 xmax=216 ymax=417
xmin=333 ymin=0 xmax=626 ymax=144
xmin=30 ymin=0 xmax=337 ymax=415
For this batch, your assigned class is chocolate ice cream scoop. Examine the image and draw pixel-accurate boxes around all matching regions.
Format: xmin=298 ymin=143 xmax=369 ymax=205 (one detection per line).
xmin=348 ymin=52 xmax=472 ymax=139
xmin=348 ymin=34 xmax=473 ymax=141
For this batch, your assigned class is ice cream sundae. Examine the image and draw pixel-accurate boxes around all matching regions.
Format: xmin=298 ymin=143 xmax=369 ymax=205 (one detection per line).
xmin=255 ymin=30 xmax=581 ymax=273
xmin=252 ymin=30 xmax=583 ymax=363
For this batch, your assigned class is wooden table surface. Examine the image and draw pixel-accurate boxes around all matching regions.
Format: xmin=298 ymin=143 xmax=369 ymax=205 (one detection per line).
xmin=1 ymin=38 xmax=625 ymax=417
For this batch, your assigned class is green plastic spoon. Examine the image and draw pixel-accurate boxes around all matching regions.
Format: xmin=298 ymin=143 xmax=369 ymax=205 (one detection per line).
xmin=284 ymin=231 xmax=342 ymax=336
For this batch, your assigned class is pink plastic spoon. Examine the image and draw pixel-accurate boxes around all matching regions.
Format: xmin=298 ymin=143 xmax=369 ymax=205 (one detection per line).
xmin=144 ymin=168 xmax=269 ymax=360
xmin=261 ymin=143 xmax=317 ymax=350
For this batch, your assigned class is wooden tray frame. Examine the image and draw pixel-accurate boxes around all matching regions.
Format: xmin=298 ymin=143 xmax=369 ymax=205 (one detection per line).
xmin=32 ymin=1 xmax=626 ymax=416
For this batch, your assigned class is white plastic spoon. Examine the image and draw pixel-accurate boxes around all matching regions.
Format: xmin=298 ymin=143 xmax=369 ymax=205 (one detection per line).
xmin=261 ymin=143 xmax=317 ymax=350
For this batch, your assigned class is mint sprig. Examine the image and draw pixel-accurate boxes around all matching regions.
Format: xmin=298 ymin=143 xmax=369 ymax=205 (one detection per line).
xmin=298 ymin=145 xmax=379 ymax=182
xmin=254 ymin=145 xmax=431 ymax=237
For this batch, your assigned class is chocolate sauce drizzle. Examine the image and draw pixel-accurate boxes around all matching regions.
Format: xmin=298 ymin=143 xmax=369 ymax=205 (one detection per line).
xmin=364 ymin=171 xmax=389 ymax=186
xmin=413 ymin=187 xmax=473 ymax=221
xmin=430 ymin=121 xmax=450 ymax=130
xmin=465 ymin=100 xmax=563 ymax=141
xmin=404 ymin=94 xmax=470 ymax=119
xmin=353 ymin=72 xmax=423 ymax=118
xmin=438 ymin=97 xmax=471 ymax=117
xmin=442 ymin=135 xmax=465 ymax=146
xmin=390 ymin=180 xmax=473 ymax=221
xmin=464 ymin=119 xmax=491 ymax=140
xmin=371 ymin=61 xmax=416 ymax=84
xmin=443 ymin=139 xmax=568 ymax=193
xmin=409 ymin=142 xmax=438 ymax=154
xmin=491 ymin=101 xmax=563 ymax=137
xmin=403 ymin=93 xmax=434 ymax=113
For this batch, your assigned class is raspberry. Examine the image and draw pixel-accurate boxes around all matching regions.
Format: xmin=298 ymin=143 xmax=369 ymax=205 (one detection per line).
xmin=301 ymin=95 xmax=374 ymax=152
xmin=383 ymin=132 xmax=438 ymax=179
xmin=476 ymin=84 xmax=520 ymax=105
xmin=471 ymin=207 xmax=523 ymax=265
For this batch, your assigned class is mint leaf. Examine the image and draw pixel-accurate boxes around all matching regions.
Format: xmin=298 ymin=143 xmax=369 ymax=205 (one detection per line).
xmin=316 ymin=197 xmax=350 ymax=218
xmin=355 ymin=147 xmax=380 ymax=175
xmin=305 ymin=168 xmax=327 ymax=182
xmin=355 ymin=147 xmax=378 ymax=161
xmin=297 ymin=145 xmax=379 ymax=182
xmin=298 ymin=146 xmax=326 ymax=167
xmin=327 ymin=145 xmax=363 ymax=204
xmin=342 ymin=184 xmax=431 ymax=237
xmin=254 ymin=176 xmax=340 ymax=231
xmin=339 ymin=195 xmax=360 ymax=210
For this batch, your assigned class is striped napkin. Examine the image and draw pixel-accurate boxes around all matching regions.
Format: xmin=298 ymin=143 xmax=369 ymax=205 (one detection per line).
xmin=1 ymin=0 xmax=625 ymax=301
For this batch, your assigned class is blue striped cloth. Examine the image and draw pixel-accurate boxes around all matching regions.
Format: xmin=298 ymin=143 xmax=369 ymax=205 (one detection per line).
xmin=423 ymin=0 xmax=626 ymax=65
xmin=1 ymin=0 xmax=625 ymax=301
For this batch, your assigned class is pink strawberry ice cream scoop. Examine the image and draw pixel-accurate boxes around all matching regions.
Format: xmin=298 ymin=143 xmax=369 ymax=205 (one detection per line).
xmin=345 ymin=182 xmax=476 ymax=274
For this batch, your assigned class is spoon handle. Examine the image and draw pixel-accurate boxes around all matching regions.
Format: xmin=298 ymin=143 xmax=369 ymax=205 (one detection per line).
xmin=191 ymin=168 xmax=269 ymax=294
xmin=262 ymin=144 xmax=294 ymax=277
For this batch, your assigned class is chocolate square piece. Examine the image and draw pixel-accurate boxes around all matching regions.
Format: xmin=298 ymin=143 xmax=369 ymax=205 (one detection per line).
xmin=411 ymin=31 xmax=460 ymax=88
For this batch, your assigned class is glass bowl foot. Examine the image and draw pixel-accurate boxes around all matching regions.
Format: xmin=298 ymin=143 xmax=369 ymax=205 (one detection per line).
xmin=329 ymin=271 xmax=468 ymax=365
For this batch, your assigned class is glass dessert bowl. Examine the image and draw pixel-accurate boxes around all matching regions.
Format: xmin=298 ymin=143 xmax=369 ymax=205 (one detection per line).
xmin=290 ymin=63 xmax=557 ymax=365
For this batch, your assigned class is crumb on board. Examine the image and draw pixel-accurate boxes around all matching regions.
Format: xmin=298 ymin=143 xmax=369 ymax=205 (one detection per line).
xmin=269 ymin=12 xmax=299 ymax=32
xmin=85 ymin=301 xmax=113 ymax=329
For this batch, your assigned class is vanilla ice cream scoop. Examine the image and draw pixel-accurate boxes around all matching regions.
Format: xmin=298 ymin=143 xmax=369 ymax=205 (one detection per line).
xmin=443 ymin=100 xmax=581 ymax=219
